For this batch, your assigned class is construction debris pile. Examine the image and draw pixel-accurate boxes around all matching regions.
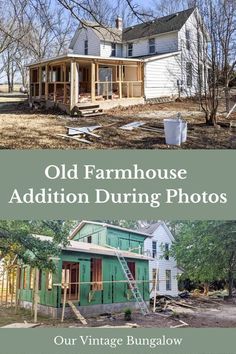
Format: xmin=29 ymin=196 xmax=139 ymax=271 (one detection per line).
xmin=150 ymin=291 xmax=228 ymax=315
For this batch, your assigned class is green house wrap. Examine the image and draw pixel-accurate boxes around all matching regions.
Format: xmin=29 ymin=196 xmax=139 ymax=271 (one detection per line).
xmin=18 ymin=221 xmax=152 ymax=317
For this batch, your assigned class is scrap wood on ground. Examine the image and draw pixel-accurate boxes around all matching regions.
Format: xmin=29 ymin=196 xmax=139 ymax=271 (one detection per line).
xmin=1 ymin=99 xmax=236 ymax=149
xmin=1 ymin=292 xmax=236 ymax=328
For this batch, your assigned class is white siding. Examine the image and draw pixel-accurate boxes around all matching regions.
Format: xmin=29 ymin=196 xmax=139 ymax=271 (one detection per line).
xmin=124 ymin=32 xmax=178 ymax=58
xmin=72 ymin=28 xmax=100 ymax=56
xmin=100 ymin=42 xmax=123 ymax=57
xmin=178 ymin=10 xmax=208 ymax=96
xmin=144 ymin=224 xmax=179 ymax=297
xmin=144 ymin=54 xmax=181 ymax=98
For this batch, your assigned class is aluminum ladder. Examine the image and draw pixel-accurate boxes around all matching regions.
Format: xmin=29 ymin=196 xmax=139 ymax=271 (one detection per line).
xmin=115 ymin=250 xmax=149 ymax=315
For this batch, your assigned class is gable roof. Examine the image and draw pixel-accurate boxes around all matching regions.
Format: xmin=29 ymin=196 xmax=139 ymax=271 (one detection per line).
xmin=90 ymin=23 xmax=122 ymax=42
xmin=138 ymin=221 xmax=175 ymax=242
xmin=70 ymin=220 xmax=152 ymax=239
xmin=69 ymin=21 xmax=122 ymax=49
xmin=70 ymin=7 xmax=196 ymax=49
xmin=123 ymin=8 xmax=195 ymax=41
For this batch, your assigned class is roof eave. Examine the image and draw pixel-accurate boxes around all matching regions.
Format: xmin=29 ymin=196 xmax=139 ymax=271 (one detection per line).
xmin=122 ymin=29 xmax=179 ymax=43
xmin=143 ymin=51 xmax=181 ymax=62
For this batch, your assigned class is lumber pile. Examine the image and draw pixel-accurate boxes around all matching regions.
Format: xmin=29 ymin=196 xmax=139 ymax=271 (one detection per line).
xmin=150 ymin=294 xmax=197 ymax=314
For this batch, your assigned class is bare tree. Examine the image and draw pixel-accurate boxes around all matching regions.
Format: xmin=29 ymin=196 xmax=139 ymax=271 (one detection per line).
xmin=2 ymin=45 xmax=18 ymax=92
xmin=217 ymin=0 xmax=236 ymax=113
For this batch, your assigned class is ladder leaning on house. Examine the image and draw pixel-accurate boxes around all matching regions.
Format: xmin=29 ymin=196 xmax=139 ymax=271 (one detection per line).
xmin=115 ymin=250 xmax=149 ymax=316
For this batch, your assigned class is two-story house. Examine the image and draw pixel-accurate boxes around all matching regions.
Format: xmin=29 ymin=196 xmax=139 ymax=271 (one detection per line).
xmin=141 ymin=222 xmax=180 ymax=297
xmin=17 ymin=221 xmax=151 ymax=318
xmin=28 ymin=7 xmax=209 ymax=113
xmin=69 ymin=7 xmax=209 ymax=98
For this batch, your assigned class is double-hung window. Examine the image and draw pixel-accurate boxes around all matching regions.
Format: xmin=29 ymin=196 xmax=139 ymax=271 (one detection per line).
xmin=149 ymin=38 xmax=155 ymax=54
xmin=111 ymin=43 xmax=116 ymax=57
xmin=84 ymin=40 xmax=88 ymax=55
xmin=128 ymin=43 xmax=133 ymax=57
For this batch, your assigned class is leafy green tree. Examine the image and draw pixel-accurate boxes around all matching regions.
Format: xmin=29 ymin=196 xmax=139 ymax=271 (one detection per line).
xmin=171 ymin=221 xmax=236 ymax=297
xmin=0 ymin=220 xmax=76 ymax=270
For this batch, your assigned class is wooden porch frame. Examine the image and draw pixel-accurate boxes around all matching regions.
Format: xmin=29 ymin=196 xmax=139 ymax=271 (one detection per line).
xmin=29 ymin=56 xmax=144 ymax=113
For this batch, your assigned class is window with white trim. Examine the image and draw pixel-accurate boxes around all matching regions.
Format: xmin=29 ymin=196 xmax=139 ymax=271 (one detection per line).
xmin=149 ymin=38 xmax=155 ymax=54
xmin=84 ymin=40 xmax=88 ymax=55
xmin=152 ymin=241 xmax=157 ymax=258
xmin=186 ymin=29 xmax=190 ymax=50
xmin=128 ymin=43 xmax=133 ymax=57
xmin=166 ymin=270 xmax=171 ymax=291
xmin=111 ymin=43 xmax=116 ymax=57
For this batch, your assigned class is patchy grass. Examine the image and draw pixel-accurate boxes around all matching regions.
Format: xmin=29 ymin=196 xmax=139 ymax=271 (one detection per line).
xmin=0 ymin=305 xmax=51 ymax=327
xmin=0 ymin=99 xmax=236 ymax=149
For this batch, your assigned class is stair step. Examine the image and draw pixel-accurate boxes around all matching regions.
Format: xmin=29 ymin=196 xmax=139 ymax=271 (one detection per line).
xmin=81 ymin=112 xmax=104 ymax=117
xmin=77 ymin=104 xmax=100 ymax=110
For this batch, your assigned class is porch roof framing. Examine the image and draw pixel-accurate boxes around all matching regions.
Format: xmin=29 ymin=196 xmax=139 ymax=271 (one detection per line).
xmin=27 ymin=53 xmax=142 ymax=69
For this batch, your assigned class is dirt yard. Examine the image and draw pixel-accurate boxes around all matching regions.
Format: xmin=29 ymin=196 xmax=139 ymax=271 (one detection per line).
xmin=1 ymin=297 xmax=236 ymax=328
xmin=0 ymin=98 xmax=236 ymax=149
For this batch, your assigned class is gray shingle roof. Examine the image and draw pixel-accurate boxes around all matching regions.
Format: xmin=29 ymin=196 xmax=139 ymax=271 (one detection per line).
xmin=137 ymin=222 xmax=162 ymax=235
xmin=71 ymin=7 xmax=195 ymax=48
xmin=123 ymin=8 xmax=195 ymax=41
xmin=84 ymin=21 xmax=122 ymax=42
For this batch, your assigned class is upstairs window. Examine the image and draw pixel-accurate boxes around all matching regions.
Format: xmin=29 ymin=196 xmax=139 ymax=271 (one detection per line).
xmin=152 ymin=241 xmax=157 ymax=258
xmin=111 ymin=43 xmax=116 ymax=57
xmin=186 ymin=62 xmax=193 ymax=87
xmin=149 ymin=38 xmax=155 ymax=54
xmin=164 ymin=243 xmax=169 ymax=260
xmin=166 ymin=270 xmax=172 ymax=291
xmin=84 ymin=40 xmax=88 ymax=55
xmin=186 ymin=29 xmax=191 ymax=50
xmin=128 ymin=43 xmax=133 ymax=57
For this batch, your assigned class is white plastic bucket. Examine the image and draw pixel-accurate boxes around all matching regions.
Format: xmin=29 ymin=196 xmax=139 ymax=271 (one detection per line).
xmin=164 ymin=119 xmax=187 ymax=145
xmin=181 ymin=121 xmax=187 ymax=143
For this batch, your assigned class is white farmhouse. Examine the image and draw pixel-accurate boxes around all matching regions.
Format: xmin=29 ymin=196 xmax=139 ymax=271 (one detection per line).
xmin=28 ymin=7 xmax=209 ymax=113
xmin=141 ymin=222 xmax=180 ymax=297
xmin=70 ymin=7 xmax=209 ymax=100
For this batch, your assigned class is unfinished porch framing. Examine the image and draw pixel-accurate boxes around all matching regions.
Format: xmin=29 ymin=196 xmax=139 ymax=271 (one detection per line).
xmin=28 ymin=54 xmax=144 ymax=114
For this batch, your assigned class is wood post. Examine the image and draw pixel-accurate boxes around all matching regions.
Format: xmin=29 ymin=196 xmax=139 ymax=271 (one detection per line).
xmin=45 ymin=65 xmax=49 ymax=101
xmin=53 ymin=83 xmax=56 ymax=102
xmin=61 ymin=271 xmax=69 ymax=323
xmin=18 ymin=265 xmax=23 ymax=310
xmin=15 ymin=265 xmax=20 ymax=313
xmin=91 ymin=62 xmax=96 ymax=103
xmin=10 ymin=268 xmax=14 ymax=308
xmin=153 ymin=267 xmax=158 ymax=313
xmin=0 ymin=268 xmax=4 ymax=305
xmin=5 ymin=268 xmax=9 ymax=306
xmin=141 ymin=63 xmax=144 ymax=97
xmin=33 ymin=268 xmax=39 ymax=323
xmin=63 ymin=64 xmax=66 ymax=104
xmin=70 ymin=60 xmax=79 ymax=111
xmin=119 ymin=65 xmax=122 ymax=99
xmin=39 ymin=66 xmax=42 ymax=99
xmin=29 ymin=69 xmax=33 ymax=104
